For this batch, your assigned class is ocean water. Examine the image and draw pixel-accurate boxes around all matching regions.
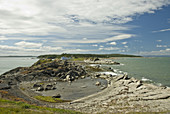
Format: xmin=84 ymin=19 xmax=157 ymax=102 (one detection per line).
xmin=109 ymin=57 xmax=170 ymax=87
xmin=0 ymin=57 xmax=38 ymax=75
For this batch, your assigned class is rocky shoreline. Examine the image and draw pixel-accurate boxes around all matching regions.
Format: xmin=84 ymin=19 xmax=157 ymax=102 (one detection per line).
xmin=0 ymin=58 xmax=170 ymax=113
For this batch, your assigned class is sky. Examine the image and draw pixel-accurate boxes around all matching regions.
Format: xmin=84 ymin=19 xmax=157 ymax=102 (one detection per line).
xmin=0 ymin=0 xmax=170 ymax=56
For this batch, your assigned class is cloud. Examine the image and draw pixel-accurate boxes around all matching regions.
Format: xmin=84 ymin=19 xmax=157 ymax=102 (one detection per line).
xmin=156 ymin=45 xmax=167 ymax=48
xmin=152 ymin=28 xmax=170 ymax=33
xmin=0 ymin=0 xmax=170 ymax=55
xmin=53 ymin=34 xmax=134 ymax=44
xmin=0 ymin=45 xmax=21 ymax=51
xmin=124 ymin=45 xmax=128 ymax=48
xmin=99 ymin=47 xmax=120 ymax=51
xmin=168 ymin=18 xmax=170 ymax=23
xmin=92 ymin=44 xmax=98 ymax=47
xmin=110 ymin=42 xmax=117 ymax=45
xmin=15 ymin=41 xmax=42 ymax=48
xmin=0 ymin=44 xmax=63 ymax=56
xmin=122 ymin=42 xmax=128 ymax=45
xmin=156 ymin=40 xmax=162 ymax=42
xmin=140 ymin=48 xmax=170 ymax=56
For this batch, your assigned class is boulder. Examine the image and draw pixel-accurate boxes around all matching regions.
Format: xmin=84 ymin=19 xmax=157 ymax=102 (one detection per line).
xmin=33 ymin=83 xmax=42 ymax=88
xmin=95 ymin=74 xmax=100 ymax=77
xmin=45 ymin=84 xmax=54 ymax=90
xmin=36 ymin=86 xmax=44 ymax=91
xmin=0 ymin=83 xmax=11 ymax=90
xmin=96 ymin=81 xmax=101 ymax=86
xmin=66 ymin=75 xmax=71 ymax=81
xmin=52 ymin=94 xmax=61 ymax=98
xmin=81 ymin=76 xmax=85 ymax=79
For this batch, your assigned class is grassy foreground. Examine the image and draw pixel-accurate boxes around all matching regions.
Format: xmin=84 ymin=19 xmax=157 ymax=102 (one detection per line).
xmin=0 ymin=98 xmax=82 ymax=114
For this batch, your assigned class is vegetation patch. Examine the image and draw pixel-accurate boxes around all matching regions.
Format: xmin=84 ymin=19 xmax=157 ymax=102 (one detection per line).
xmin=38 ymin=53 xmax=141 ymax=59
xmin=34 ymin=96 xmax=71 ymax=103
xmin=0 ymin=98 xmax=82 ymax=114
xmin=32 ymin=59 xmax=53 ymax=66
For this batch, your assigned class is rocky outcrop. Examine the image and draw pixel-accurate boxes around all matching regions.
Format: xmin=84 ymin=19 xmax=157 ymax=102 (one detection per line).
xmin=0 ymin=59 xmax=87 ymax=84
xmin=64 ymin=75 xmax=170 ymax=113
xmin=84 ymin=58 xmax=120 ymax=65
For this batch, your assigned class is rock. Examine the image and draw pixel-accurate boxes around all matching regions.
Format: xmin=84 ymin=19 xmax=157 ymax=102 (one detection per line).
xmin=52 ymin=94 xmax=61 ymax=98
xmin=136 ymin=81 xmax=143 ymax=88
xmin=45 ymin=84 xmax=53 ymax=90
xmin=81 ymin=86 xmax=87 ymax=88
xmin=100 ymin=85 xmax=107 ymax=90
xmin=100 ymin=75 xmax=107 ymax=79
xmin=70 ymin=76 xmax=75 ymax=81
xmin=115 ymin=75 xmax=126 ymax=81
xmin=36 ymin=86 xmax=44 ymax=91
xmin=75 ymin=76 xmax=79 ymax=79
xmin=66 ymin=75 xmax=71 ymax=81
xmin=95 ymin=74 xmax=100 ymax=77
xmin=53 ymin=82 xmax=57 ymax=85
xmin=81 ymin=76 xmax=85 ymax=79
xmin=0 ymin=83 xmax=11 ymax=90
xmin=33 ymin=83 xmax=42 ymax=88
xmin=96 ymin=81 xmax=101 ymax=86
xmin=123 ymin=74 xmax=130 ymax=80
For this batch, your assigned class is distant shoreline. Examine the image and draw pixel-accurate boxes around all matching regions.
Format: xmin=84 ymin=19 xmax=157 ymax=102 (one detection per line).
xmin=0 ymin=56 xmax=37 ymax=57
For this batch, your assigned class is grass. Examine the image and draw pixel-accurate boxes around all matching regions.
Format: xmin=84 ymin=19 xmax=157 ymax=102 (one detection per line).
xmin=0 ymin=98 xmax=82 ymax=114
xmin=34 ymin=96 xmax=71 ymax=103
xmin=72 ymin=57 xmax=86 ymax=61
xmin=32 ymin=59 xmax=52 ymax=67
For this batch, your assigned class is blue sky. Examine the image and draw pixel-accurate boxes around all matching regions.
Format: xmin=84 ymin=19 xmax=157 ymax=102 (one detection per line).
xmin=0 ymin=0 xmax=170 ymax=56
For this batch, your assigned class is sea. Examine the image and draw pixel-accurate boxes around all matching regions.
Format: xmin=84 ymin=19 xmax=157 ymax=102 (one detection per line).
xmin=109 ymin=57 xmax=170 ymax=87
xmin=0 ymin=57 xmax=169 ymax=87
xmin=0 ymin=57 xmax=38 ymax=75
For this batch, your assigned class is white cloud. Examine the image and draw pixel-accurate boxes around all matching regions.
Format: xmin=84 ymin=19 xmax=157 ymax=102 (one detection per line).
xmin=0 ymin=0 xmax=169 ymax=36
xmin=92 ymin=44 xmax=98 ymax=47
xmin=153 ymin=28 xmax=170 ymax=33
xmin=140 ymin=48 xmax=170 ymax=56
xmin=156 ymin=45 xmax=167 ymax=48
xmin=124 ymin=45 xmax=128 ymax=48
xmin=0 ymin=44 xmax=63 ymax=56
xmin=53 ymin=34 xmax=134 ymax=44
xmin=0 ymin=45 xmax=21 ymax=51
xmin=15 ymin=41 xmax=42 ymax=48
xmin=110 ymin=42 xmax=117 ymax=45
xmin=83 ymin=38 xmax=87 ymax=40
xmin=122 ymin=42 xmax=128 ymax=45
xmin=156 ymin=40 xmax=162 ymax=42
xmin=99 ymin=47 xmax=120 ymax=51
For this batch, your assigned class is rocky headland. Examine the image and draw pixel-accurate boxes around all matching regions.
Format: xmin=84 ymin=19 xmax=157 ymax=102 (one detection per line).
xmin=0 ymin=58 xmax=170 ymax=113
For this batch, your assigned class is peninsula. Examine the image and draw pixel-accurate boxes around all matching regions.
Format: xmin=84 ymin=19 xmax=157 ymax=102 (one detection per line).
xmin=0 ymin=55 xmax=169 ymax=114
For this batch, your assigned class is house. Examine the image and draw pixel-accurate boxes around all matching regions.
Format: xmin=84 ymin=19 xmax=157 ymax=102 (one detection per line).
xmin=60 ymin=57 xmax=71 ymax=60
